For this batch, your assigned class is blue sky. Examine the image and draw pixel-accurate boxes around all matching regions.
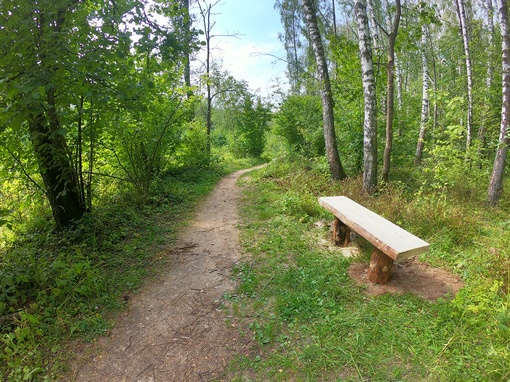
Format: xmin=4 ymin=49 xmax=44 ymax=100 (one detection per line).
xmin=193 ymin=0 xmax=289 ymax=97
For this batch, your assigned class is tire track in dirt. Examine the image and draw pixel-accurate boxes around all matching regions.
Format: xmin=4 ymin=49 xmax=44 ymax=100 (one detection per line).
xmin=69 ymin=168 xmax=258 ymax=382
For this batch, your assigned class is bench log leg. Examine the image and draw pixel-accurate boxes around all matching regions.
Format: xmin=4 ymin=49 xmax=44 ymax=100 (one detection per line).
xmin=367 ymin=248 xmax=394 ymax=284
xmin=333 ymin=217 xmax=350 ymax=246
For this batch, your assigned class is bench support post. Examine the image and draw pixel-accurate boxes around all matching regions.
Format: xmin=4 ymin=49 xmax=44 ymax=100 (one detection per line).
xmin=367 ymin=248 xmax=394 ymax=284
xmin=333 ymin=217 xmax=350 ymax=246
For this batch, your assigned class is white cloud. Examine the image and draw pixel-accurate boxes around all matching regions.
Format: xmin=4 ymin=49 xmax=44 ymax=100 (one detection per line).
xmin=217 ymin=39 xmax=286 ymax=92
xmin=190 ymin=0 xmax=290 ymax=98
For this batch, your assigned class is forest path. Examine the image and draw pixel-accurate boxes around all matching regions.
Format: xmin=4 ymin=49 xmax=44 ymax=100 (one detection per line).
xmin=69 ymin=167 xmax=259 ymax=382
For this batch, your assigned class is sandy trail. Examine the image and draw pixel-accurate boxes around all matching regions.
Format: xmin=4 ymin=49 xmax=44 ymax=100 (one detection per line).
xmin=70 ymin=168 xmax=256 ymax=382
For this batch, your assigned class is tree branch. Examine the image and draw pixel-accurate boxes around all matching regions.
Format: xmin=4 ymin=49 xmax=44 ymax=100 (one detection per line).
xmin=1 ymin=144 xmax=45 ymax=194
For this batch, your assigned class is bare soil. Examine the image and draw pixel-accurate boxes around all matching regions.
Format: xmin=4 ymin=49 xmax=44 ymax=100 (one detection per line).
xmin=67 ymin=168 xmax=464 ymax=381
xmin=348 ymin=257 xmax=464 ymax=301
xmin=318 ymin=222 xmax=464 ymax=301
xmin=67 ymin=168 xmax=257 ymax=382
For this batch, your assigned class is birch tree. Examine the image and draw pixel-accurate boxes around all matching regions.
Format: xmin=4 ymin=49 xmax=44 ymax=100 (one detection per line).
xmin=487 ymin=0 xmax=510 ymax=206
xmin=275 ymin=0 xmax=305 ymax=94
xmin=415 ymin=24 xmax=430 ymax=166
xmin=354 ymin=0 xmax=378 ymax=193
xmin=479 ymin=0 xmax=496 ymax=159
xmin=198 ymin=1 xmax=219 ymax=154
xmin=367 ymin=0 xmax=380 ymax=52
xmin=301 ymin=0 xmax=347 ymax=180
xmin=382 ymin=0 xmax=401 ymax=183
xmin=455 ymin=0 xmax=474 ymax=150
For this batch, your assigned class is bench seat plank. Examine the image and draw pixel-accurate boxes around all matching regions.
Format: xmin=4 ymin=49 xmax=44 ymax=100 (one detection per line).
xmin=319 ymin=196 xmax=429 ymax=261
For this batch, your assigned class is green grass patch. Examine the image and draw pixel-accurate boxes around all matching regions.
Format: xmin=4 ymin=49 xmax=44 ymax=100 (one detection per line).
xmin=227 ymin=155 xmax=510 ymax=381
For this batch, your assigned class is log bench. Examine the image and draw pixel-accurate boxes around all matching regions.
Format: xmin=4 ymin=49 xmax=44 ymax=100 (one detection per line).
xmin=318 ymin=196 xmax=429 ymax=284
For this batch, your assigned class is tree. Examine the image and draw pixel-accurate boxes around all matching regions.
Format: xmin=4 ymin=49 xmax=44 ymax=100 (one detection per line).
xmin=455 ymin=0 xmax=474 ymax=151
xmin=197 ymin=0 xmax=220 ymax=155
xmin=415 ymin=24 xmax=430 ymax=166
xmin=382 ymin=0 xmax=401 ymax=183
xmin=197 ymin=0 xmax=240 ymax=155
xmin=275 ymin=0 xmax=306 ymax=94
xmin=235 ymin=96 xmax=271 ymax=158
xmin=479 ymin=0 xmax=496 ymax=160
xmin=209 ymin=67 xmax=270 ymax=158
xmin=367 ymin=0 xmax=380 ymax=52
xmin=301 ymin=0 xmax=347 ymax=180
xmin=171 ymin=0 xmax=193 ymax=92
xmin=0 ymin=0 xmax=192 ymax=228
xmin=274 ymin=95 xmax=324 ymax=157
xmin=0 ymin=1 xmax=91 ymax=229
xmin=487 ymin=0 xmax=510 ymax=206
xmin=354 ymin=0 xmax=377 ymax=193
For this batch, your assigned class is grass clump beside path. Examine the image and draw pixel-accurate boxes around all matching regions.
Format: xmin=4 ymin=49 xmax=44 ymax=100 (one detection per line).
xmin=227 ymin=155 xmax=510 ymax=381
xmin=0 ymin=158 xmax=262 ymax=381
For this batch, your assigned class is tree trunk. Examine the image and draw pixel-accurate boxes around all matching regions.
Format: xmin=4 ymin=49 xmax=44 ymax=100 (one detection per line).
xmin=183 ymin=0 xmax=191 ymax=89
xmin=367 ymin=0 xmax=379 ymax=52
xmin=29 ymin=89 xmax=85 ymax=229
xmin=332 ymin=0 xmax=338 ymax=37
xmin=487 ymin=0 xmax=510 ymax=206
xmin=302 ymin=0 xmax=346 ymax=180
xmin=354 ymin=0 xmax=377 ymax=193
xmin=479 ymin=0 xmax=495 ymax=162
xmin=455 ymin=0 xmax=474 ymax=151
xmin=395 ymin=53 xmax=403 ymax=113
xmin=382 ymin=0 xmax=401 ymax=183
xmin=275 ymin=0 xmax=304 ymax=94
xmin=415 ymin=25 xmax=429 ymax=166
xmin=198 ymin=1 xmax=214 ymax=155
xmin=27 ymin=5 xmax=86 ymax=229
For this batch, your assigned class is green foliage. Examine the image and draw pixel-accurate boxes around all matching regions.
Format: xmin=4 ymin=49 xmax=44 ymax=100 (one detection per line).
xmin=0 ymin=0 xmax=199 ymax=228
xmin=208 ymin=66 xmax=271 ymax=159
xmin=330 ymin=34 xmax=364 ymax=174
xmin=274 ymin=95 xmax=324 ymax=158
xmin=170 ymin=119 xmax=210 ymax=168
xmin=232 ymin=96 xmax=271 ymax=158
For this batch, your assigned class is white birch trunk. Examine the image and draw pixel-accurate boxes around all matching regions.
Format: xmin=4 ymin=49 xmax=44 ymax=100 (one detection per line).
xmin=479 ymin=0 xmax=495 ymax=158
xmin=455 ymin=0 xmax=474 ymax=150
xmin=382 ymin=0 xmax=401 ymax=183
xmin=354 ymin=0 xmax=378 ymax=193
xmin=301 ymin=0 xmax=346 ymax=180
xmin=486 ymin=0 xmax=495 ymax=90
xmin=415 ymin=24 xmax=429 ymax=166
xmin=395 ymin=52 xmax=403 ymax=112
xmin=367 ymin=0 xmax=379 ymax=52
xmin=487 ymin=0 xmax=510 ymax=205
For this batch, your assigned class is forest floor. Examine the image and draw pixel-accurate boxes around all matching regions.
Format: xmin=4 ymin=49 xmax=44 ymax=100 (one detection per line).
xmin=65 ymin=166 xmax=463 ymax=381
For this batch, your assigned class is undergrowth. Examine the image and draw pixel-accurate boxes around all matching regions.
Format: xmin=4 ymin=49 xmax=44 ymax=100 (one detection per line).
xmin=227 ymin=154 xmax=510 ymax=381
xmin=0 ymin=158 xmax=262 ymax=381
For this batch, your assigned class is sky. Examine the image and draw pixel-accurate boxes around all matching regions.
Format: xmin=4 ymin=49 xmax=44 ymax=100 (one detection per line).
xmin=192 ymin=0 xmax=289 ymax=98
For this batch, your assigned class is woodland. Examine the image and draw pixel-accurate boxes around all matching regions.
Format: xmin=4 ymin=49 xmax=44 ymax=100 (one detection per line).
xmin=0 ymin=0 xmax=509 ymax=380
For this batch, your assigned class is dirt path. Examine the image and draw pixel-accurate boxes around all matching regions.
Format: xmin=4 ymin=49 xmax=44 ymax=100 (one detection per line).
xmin=69 ymin=168 xmax=257 ymax=382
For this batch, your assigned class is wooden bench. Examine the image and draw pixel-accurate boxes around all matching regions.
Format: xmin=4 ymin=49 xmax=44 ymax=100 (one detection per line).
xmin=318 ymin=196 xmax=429 ymax=284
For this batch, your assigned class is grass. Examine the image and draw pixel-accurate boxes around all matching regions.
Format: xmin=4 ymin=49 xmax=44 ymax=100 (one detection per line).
xmin=0 ymin=157 xmax=263 ymax=381
xmin=225 ymin=155 xmax=510 ymax=381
